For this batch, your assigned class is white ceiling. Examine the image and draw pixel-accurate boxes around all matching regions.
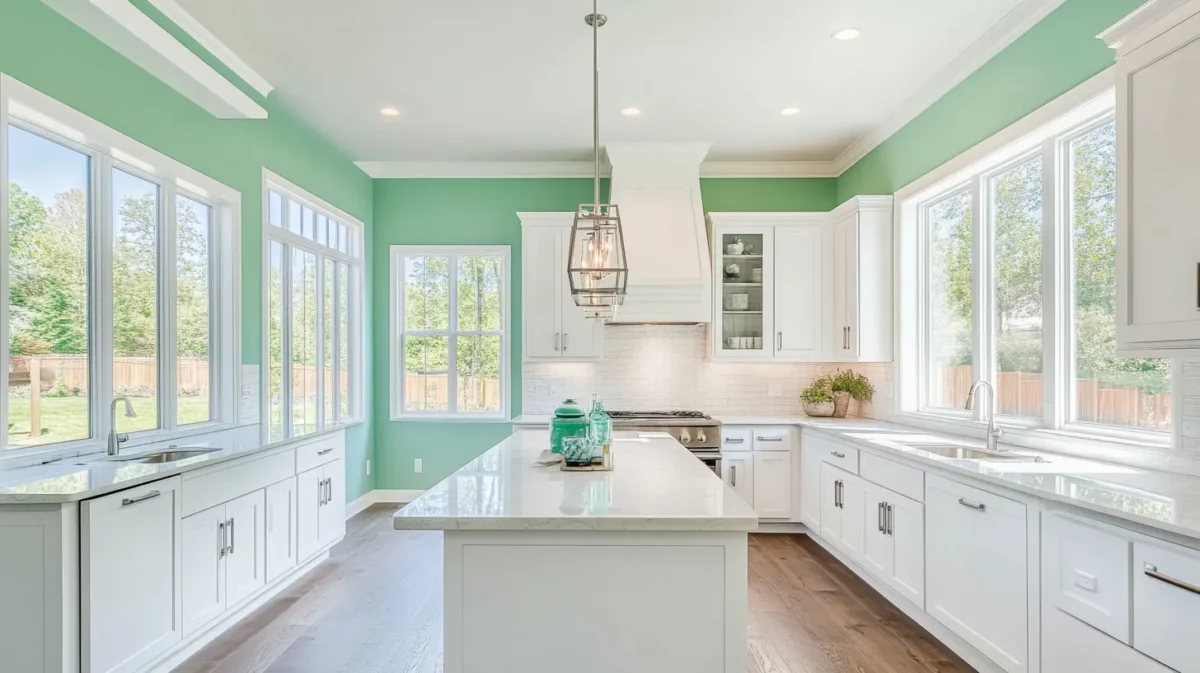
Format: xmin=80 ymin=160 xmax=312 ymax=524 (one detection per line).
xmin=178 ymin=0 xmax=1046 ymax=167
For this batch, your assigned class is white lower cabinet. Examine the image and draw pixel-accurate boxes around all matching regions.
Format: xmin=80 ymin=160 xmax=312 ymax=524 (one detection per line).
xmin=751 ymin=451 xmax=791 ymax=520
xmin=799 ymin=443 xmax=823 ymax=529
xmin=1043 ymin=608 xmax=1172 ymax=673
xmin=860 ymin=481 xmax=924 ymax=608
xmin=721 ymin=451 xmax=754 ymax=508
xmin=81 ymin=477 xmax=182 ymax=673
xmin=1133 ymin=539 xmax=1200 ymax=673
xmin=265 ymin=478 xmax=297 ymax=582
xmin=926 ymin=474 xmax=1028 ymax=673
xmin=298 ymin=459 xmax=345 ymax=563
xmin=820 ymin=462 xmax=864 ymax=558
xmin=181 ymin=489 xmax=265 ymax=637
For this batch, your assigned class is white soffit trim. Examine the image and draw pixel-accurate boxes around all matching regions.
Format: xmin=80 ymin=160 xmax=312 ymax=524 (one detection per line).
xmin=146 ymin=0 xmax=274 ymax=97
xmin=40 ymin=0 xmax=267 ymax=119
xmin=355 ymin=160 xmax=838 ymax=179
xmin=829 ymin=0 xmax=1068 ymax=174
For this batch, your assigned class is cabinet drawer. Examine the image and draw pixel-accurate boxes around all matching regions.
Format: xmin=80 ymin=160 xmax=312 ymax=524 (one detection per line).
xmin=721 ymin=427 xmax=752 ymax=451
xmin=752 ymin=426 xmax=797 ymax=451
xmin=860 ymin=452 xmax=924 ymax=502
xmin=182 ymin=448 xmax=295 ymax=518
xmin=296 ymin=434 xmax=344 ymax=473
xmin=1042 ymin=513 xmax=1131 ymax=643
xmin=1043 ymin=607 xmax=1172 ymax=673
xmin=806 ymin=432 xmax=859 ymax=473
xmin=1133 ymin=539 xmax=1200 ymax=672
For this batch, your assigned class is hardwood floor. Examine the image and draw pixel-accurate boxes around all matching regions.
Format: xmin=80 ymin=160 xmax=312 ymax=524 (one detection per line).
xmin=177 ymin=505 xmax=973 ymax=673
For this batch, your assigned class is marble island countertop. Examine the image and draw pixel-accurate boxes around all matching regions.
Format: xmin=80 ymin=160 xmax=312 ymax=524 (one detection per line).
xmin=0 ymin=426 xmax=347 ymax=504
xmin=393 ymin=430 xmax=759 ymax=532
xmin=513 ymin=415 xmax=1200 ymax=543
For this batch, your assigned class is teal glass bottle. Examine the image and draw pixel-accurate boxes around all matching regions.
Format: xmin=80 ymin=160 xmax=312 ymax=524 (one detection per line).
xmin=588 ymin=398 xmax=611 ymax=460
xmin=550 ymin=399 xmax=588 ymax=454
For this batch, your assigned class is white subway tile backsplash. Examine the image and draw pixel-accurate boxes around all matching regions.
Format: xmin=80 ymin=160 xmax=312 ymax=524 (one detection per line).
xmin=522 ymin=325 xmax=891 ymax=416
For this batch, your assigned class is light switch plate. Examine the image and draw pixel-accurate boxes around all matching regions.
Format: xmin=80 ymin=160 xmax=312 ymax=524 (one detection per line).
xmin=1072 ymin=570 xmax=1098 ymax=593
xmin=414 ymin=458 xmax=423 ymax=473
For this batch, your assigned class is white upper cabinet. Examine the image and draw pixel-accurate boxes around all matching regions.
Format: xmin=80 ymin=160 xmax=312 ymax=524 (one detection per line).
xmin=830 ymin=196 xmax=893 ymax=362
xmin=709 ymin=214 xmax=825 ymax=361
xmin=518 ymin=214 xmax=604 ymax=361
xmin=1108 ymin=1 xmax=1200 ymax=352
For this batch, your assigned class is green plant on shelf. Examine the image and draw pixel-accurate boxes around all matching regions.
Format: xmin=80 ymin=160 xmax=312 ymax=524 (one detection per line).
xmin=800 ymin=375 xmax=834 ymax=405
xmin=831 ymin=369 xmax=874 ymax=402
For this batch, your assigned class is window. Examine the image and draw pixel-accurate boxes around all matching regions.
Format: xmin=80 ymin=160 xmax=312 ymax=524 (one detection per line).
xmin=390 ymin=246 xmax=509 ymax=419
xmin=263 ymin=172 xmax=362 ymax=442
xmin=905 ymin=90 xmax=1171 ymax=439
xmin=2 ymin=76 xmax=237 ymax=457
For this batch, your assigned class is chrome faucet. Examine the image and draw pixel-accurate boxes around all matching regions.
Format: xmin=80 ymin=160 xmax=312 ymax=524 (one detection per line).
xmin=108 ymin=397 xmax=137 ymax=456
xmin=964 ymin=380 xmax=1003 ymax=453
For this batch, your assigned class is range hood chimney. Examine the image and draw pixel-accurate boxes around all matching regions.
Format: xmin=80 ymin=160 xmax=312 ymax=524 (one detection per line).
xmin=603 ymin=142 xmax=713 ymax=324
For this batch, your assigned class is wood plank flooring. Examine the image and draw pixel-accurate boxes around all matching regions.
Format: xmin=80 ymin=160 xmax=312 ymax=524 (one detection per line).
xmin=177 ymin=505 xmax=973 ymax=673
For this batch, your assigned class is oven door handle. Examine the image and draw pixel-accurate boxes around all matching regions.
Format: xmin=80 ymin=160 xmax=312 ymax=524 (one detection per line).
xmin=690 ymin=451 xmax=723 ymax=460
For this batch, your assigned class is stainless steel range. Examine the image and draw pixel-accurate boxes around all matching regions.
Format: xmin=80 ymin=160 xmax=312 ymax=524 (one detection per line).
xmin=608 ymin=411 xmax=722 ymax=474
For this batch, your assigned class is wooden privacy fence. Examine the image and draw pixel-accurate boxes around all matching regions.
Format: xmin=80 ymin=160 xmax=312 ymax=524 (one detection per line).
xmin=9 ymin=355 xmax=210 ymax=393
xmin=404 ymin=373 xmax=502 ymax=412
xmin=932 ymin=365 xmax=1171 ymax=430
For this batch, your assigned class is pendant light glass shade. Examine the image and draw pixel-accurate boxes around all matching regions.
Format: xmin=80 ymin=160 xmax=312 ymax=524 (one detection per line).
xmin=567 ymin=202 xmax=627 ymax=313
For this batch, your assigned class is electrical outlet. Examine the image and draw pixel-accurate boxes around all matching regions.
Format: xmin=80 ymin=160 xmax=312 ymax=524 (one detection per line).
xmin=768 ymin=383 xmax=783 ymax=397
xmin=414 ymin=458 xmax=423 ymax=473
xmin=366 ymin=459 xmax=371 ymax=476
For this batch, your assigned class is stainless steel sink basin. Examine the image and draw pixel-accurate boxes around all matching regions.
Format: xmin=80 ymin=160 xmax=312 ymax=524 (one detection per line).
xmin=905 ymin=443 xmax=1045 ymax=462
xmin=92 ymin=448 xmax=222 ymax=464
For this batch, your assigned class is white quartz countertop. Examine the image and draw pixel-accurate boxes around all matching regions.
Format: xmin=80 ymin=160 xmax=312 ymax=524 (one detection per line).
xmin=0 ymin=427 xmax=347 ymax=504
xmin=392 ymin=430 xmax=759 ymax=532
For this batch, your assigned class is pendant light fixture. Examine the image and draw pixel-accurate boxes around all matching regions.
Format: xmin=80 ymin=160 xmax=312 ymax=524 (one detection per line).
xmin=566 ymin=0 xmax=628 ymax=320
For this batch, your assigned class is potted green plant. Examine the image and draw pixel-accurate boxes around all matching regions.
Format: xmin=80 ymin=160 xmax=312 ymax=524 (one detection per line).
xmin=830 ymin=369 xmax=874 ymax=418
xmin=800 ymin=375 xmax=835 ymax=417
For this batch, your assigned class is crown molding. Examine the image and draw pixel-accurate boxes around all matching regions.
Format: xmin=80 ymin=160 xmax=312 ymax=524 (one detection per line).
xmin=40 ymin=0 xmax=266 ymax=119
xmin=829 ymin=0 xmax=1068 ymax=175
xmin=146 ymin=0 xmax=274 ymax=97
xmin=356 ymin=159 xmax=840 ymax=179
xmin=1098 ymin=0 xmax=1195 ymax=54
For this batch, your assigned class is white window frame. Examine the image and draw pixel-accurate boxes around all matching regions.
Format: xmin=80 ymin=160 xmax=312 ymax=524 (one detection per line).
xmin=895 ymin=69 xmax=1179 ymax=451
xmin=0 ymin=74 xmax=241 ymax=466
xmin=390 ymin=245 xmax=511 ymax=421
xmin=260 ymin=169 xmax=364 ymax=443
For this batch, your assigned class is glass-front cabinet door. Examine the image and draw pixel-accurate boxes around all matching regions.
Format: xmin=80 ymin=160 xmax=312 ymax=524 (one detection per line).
xmin=715 ymin=227 xmax=774 ymax=358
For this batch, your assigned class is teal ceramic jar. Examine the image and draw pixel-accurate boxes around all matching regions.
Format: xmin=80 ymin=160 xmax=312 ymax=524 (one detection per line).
xmin=550 ymin=399 xmax=589 ymax=454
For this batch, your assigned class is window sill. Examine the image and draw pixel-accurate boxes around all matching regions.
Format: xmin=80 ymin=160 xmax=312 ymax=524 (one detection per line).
xmin=391 ymin=413 xmax=512 ymax=424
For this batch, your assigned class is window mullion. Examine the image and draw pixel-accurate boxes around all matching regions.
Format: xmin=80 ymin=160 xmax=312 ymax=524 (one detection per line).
xmin=970 ymin=174 xmax=989 ymax=423
xmin=332 ymin=261 xmax=341 ymax=422
xmin=95 ymin=155 xmax=115 ymax=444
xmin=281 ymin=241 xmax=294 ymax=439
xmin=0 ymin=122 xmax=8 ymax=449
xmin=1043 ymin=136 xmax=1066 ymax=429
xmin=448 ymin=255 xmax=458 ymax=414
xmin=315 ymin=254 xmax=325 ymax=431
xmin=161 ymin=184 xmax=178 ymax=433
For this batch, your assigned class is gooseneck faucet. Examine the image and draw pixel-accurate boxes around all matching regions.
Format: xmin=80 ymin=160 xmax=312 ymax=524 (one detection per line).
xmin=964 ymin=380 xmax=1003 ymax=453
xmin=108 ymin=397 xmax=137 ymax=456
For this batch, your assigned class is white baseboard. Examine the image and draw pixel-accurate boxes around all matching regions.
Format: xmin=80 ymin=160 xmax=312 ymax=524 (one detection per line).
xmin=755 ymin=522 xmax=810 ymax=534
xmin=345 ymin=489 xmax=425 ymax=519
xmin=803 ymin=531 xmax=1006 ymax=673
xmin=144 ymin=549 xmax=332 ymax=673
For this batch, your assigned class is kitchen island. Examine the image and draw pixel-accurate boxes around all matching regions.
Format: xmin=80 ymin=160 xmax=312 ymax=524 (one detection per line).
xmin=393 ymin=429 xmax=758 ymax=673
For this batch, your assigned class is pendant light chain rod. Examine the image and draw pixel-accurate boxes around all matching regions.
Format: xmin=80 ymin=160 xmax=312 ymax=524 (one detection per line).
xmin=592 ymin=0 xmax=600 ymax=212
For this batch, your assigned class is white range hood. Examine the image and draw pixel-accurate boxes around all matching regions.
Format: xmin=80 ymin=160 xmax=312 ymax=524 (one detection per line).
xmin=604 ymin=142 xmax=713 ymax=324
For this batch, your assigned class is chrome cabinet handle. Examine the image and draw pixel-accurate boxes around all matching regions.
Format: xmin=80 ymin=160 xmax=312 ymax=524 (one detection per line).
xmin=725 ymin=437 xmax=744 ymax=444
xmin=835 ymin=480 xmax=843 ymax=509
xmin=756 ymin=436 xmax=783 ymax=442
xmin=958 ymin=497 xmax=986 ymax=512
xmin=831 ymin=451 xmax=846 ymax=459
xmin=878 ymin=502 xmax=885 ymax=532
xmin=1144 ymin=564 xmax=1200 ymax=596
xmin=1196 ymin=263 xmax=1199 ymax=311
xmin=327 ymin=478 xmax=333 ymax=505
xmin=122 ymin=490 xmax=162 ymax=507
xmin=218 ymin=521 xmax=227 ymax=558
xmin=227 ymin=517 xmax=235 ymax=555
xmin=730 ymin=465 xmax=737 ymax=487
xmin=777 ymin=332 xmax=783 ymax=350
xmin=886 ymin=504 xmax=894 ymax=535
xmin=563 ymin=332 xmax=568 ymax=352
xmin=317 ymin=448 xmax=333 ymax=456
xmin=318 ymin=479 xmax=324 ymax=506
xmin=554 ymin=332 xmax=560 ymax=351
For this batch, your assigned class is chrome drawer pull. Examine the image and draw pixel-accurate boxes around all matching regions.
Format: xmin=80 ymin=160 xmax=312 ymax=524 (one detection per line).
xmin=756 ymin=436 xmax=783 ymax=442
xmin=886 ymin=503 xmax=894 ymax=535
xmin=122 ymin=490 xmax=162 ymax=507
xmin=878 ymin=502 xmax=885 ymax=532
xmin=957 ymin=497 xmax=986 ymax=512
xmin=227 ymin=517 xmax=236 ymax=555
xmin=730 ymin=466 xmax=737 ymax=487
xmin=831 ymin=451 xmax=846 ymax=459
xmin=726 ymin=437 xmax=745 ymax=444
xmin=317 ymin=448 xmax=333 ymax=456
xmin=1144 ymin=564 xmax=1200 ymax=596
xmin=218 ymin=521 xmax=227 ymax=558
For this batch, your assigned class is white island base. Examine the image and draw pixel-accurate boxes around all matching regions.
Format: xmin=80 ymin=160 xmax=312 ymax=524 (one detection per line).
xmin=395 ymin=430 xmax=758 ymax=673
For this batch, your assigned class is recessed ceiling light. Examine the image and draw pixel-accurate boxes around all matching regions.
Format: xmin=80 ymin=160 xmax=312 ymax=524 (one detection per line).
xmin=621 ymin=107 xmax=642 ymax=117
xmin=379 ymin=106 xmax=401 ymax=117
xmin=832 ymin=27 xmax=862 ymax=41
xmin=781 ymin=107 xmax=801 ymax=116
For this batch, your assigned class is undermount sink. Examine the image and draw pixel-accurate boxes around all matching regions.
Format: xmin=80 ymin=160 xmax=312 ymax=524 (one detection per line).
xmin=84 ymin=448 xmax=222 ymax=464
xmin=904 ymin=443 xmax=1046 ymax=463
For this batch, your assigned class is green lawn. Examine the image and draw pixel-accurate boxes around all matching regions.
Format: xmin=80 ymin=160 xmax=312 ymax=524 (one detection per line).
xmin=7 ymin=395 xmax=211 ymax=447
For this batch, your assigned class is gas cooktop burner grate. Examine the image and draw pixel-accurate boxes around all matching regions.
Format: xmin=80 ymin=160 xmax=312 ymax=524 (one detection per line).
xmin=607 ymin=410 xmax=710 ymax=420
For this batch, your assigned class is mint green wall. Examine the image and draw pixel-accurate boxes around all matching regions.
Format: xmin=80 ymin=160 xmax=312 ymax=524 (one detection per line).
xmin=836 ymin=0 xmax=1142 ymax=203
xmin=0 ymin=0 xmax=375 ymax=501
xmin=373 ymin=177 xmax=833 ymax=489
